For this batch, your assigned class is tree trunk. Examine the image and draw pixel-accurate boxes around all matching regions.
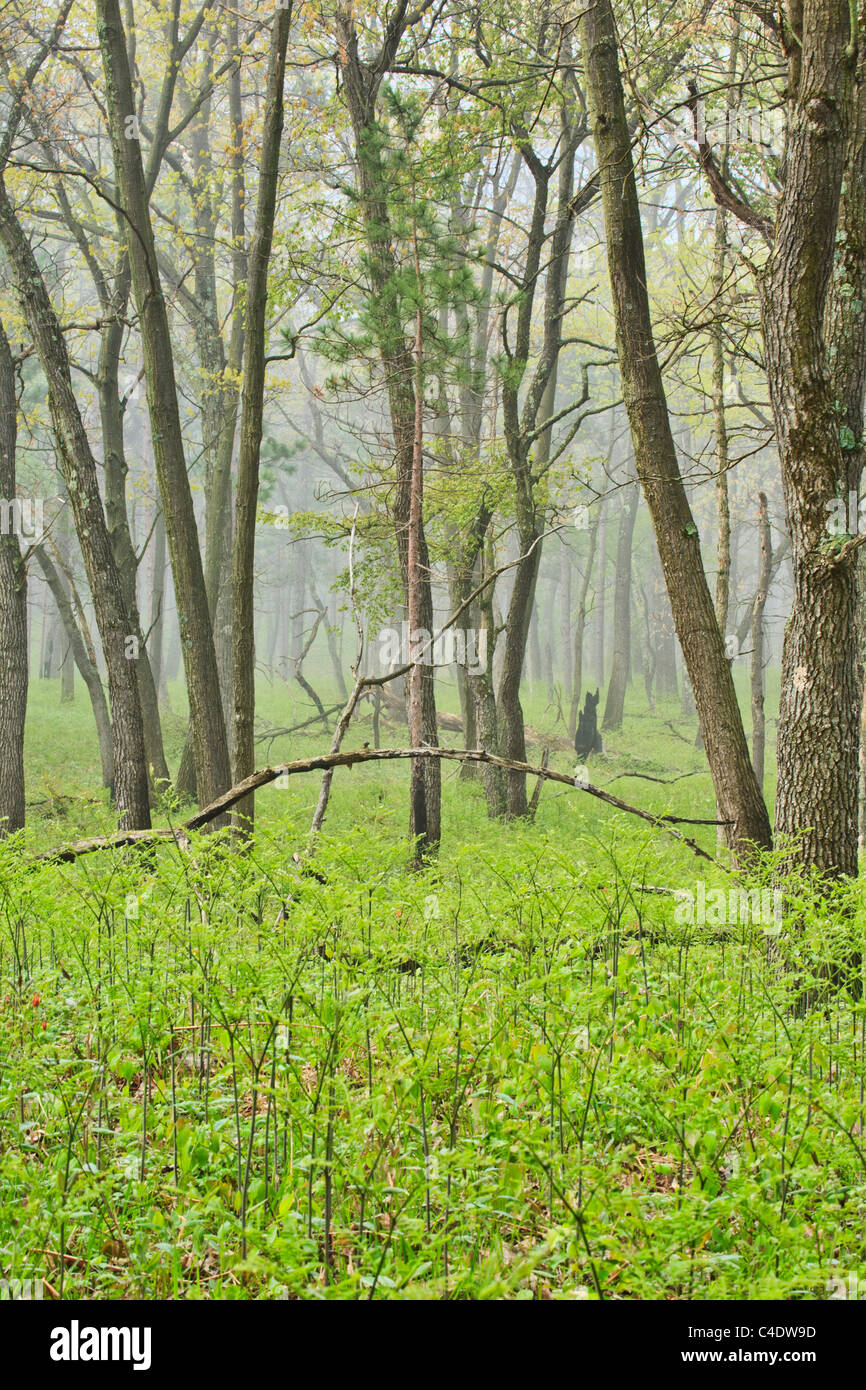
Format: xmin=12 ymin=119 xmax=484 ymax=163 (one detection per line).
xmin=335 ymin=6 xmax=440 ymax=847
xmin=0 ymin=317 xmax=26 ymax=833
xmin=98 ymin=303 xmax=170 ymax=786
xmin=230 ymin=3 xmax=291 ymax=831
xmin=149 ymin=508 xmax=168 ymax=704
xmin=750 ymin=492 xmax=772 ymax=791
xmin=175 ymin=731 xmax=197 ymax=804
xmin=186 ymin=30 xmax=244 ymax=751
xmin=559 ymin=536 xmax=574 ymax=703
xmin=578 ymin=0 xmax=771 ymax=858
xmin=544 ymin=571 xmax=559 ymax=701
xmin=758 ymin=0 xmax=863 ymax=876
xmin=713 ymin=208 xmax=732 ymax=638
xmin=735 ymin=537 xmax=791 ymax=654
xmin=528 ymin=607 xmax=541 ymax=689
xmin=497 ymin=101 xmax=578 ymax=817
xmin=652 ymin=567 xmax=678 ymax=698
xmin=602 ymin=474 xmax=639 ymax=730
xmin=317 ymin=584 xmax=347 ymax=700
xmin=467 ymin=528 xmax=507 ymax=817
xmin=638 ymin=583 xmax=656 ymax=712
xmin=60 ymin=626 xmax=74 ymax=703
xmin=96 ymin=0 xmax=230 ymax=811
xmin=447 ymin=511 xmax=487 ymax=785
xmin=0 ymin=176 xmax=151 ymax=830
xmin=595 ymin=493 xmax=607 ymax=687
xmin=712 ymin=22 xmax=739 ymax=637
xmin=407 ymin=297 xmax=429 ymax=860
xmin=569 ymin=511 xmax=599 ymax=739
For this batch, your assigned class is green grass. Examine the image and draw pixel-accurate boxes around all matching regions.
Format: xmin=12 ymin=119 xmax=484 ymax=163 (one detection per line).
xmin=5 ymin=665 xmax=863 ymax=1300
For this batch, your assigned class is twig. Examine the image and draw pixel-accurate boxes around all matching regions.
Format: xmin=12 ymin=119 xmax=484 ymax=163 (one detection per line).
xmin=603 ymin=770 xmax=704 ymax=786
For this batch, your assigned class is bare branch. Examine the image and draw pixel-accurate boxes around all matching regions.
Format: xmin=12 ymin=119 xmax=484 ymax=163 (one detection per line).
xmin=35 ymin=746 xmax=721 ymax=867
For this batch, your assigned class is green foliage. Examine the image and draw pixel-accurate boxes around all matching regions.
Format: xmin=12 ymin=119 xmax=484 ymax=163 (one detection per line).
xmin=2 ymin=683 xmax=864 ymax=1300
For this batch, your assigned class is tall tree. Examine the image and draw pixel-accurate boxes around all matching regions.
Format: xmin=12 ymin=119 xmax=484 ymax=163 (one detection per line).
xmin=0 ymin=1 xmax=150 ymax=829
xmin=495 ymin=89 xmax=583 ymax=816
xmin=231 ymin=1 xmax=292 ymax=831
xmin=96 ymin=0 xmax=231 ymax=810
xmin=693 ymin=0 xmax=866 ymax=874
xmin=578 ymin=0 xmax=772 ymax=859
xmin=0 ymin=182 xmax=152 ymax=829
xmin=0 ymin=316 xmax=26 ymax=834
xmin=335 ymin=1 xmax=441 ymax=848
xmin=759 ymin=1 xmax=866 ymax=875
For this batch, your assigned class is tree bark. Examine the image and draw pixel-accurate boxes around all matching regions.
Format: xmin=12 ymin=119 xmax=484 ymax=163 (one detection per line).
xmin=148 ymin=507 xmax=167 ymax=704
xmin=713 ymin=207 xmax=732 ymax=638
xmin=0 ymin=316 xmax=26 ymax=834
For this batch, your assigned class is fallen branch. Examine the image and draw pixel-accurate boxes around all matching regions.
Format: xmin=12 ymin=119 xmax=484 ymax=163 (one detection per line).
xmin=34 ymin=746 xmax=721 ymax=866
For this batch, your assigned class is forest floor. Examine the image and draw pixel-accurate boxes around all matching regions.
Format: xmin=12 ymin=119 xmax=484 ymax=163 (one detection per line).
xmin=2 ymin=665 xmax=864 ymax=1299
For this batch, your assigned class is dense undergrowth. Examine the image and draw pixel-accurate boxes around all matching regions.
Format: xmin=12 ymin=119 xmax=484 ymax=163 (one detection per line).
xmin=2 ymin=669 xmax=864 ymax=1300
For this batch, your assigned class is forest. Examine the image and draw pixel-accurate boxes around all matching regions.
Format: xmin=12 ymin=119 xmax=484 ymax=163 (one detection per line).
xmin=0 ymin=0 xmax=865 ymax=1324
